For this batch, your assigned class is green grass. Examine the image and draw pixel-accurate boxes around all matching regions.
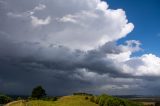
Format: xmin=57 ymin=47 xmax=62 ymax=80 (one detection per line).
xmin=6 ymin=95 xmax=98 ymax=106
xmin=26 ymin=100 xmax=55 ymax=106
xmin=5 ymin=100 xmax=26 ymax=106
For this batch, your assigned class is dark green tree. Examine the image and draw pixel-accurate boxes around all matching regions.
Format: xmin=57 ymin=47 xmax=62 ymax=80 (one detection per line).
xmin=0 ymin=94 xmax=12 ymax=104
xmin=31 ymin=86 xmax=46 ymax=99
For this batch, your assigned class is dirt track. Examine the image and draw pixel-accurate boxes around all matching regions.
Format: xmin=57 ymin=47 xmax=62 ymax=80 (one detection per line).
xmin=5 ymin=100 xmax=24 ymax=106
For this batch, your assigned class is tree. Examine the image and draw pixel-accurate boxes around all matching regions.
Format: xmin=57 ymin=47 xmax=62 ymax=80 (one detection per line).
xmin=31 ymin=86 xmax=46 ymax=99
xmin=0 ymin=94 xmax=12 ymax=104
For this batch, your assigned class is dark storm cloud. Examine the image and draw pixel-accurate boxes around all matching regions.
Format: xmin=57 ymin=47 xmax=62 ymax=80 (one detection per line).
xmin=0 ymin=40 xmax=153 ymax=95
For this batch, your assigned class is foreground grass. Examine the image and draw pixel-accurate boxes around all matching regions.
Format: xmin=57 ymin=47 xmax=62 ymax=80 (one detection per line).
xmin=26 ymin=100 xmax=55 ymax=106
xmin=6 ymin=95 xmax=98 ymax=106
xmin=53 ymin=95 xmax=98 ymax=106
xmin=5 ymin=100 xmax=25 ymax=106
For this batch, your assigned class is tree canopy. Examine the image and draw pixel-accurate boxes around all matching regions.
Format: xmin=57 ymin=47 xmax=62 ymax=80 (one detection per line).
xmin=0 ymin=94 xmax=12 ymax=104
xmin=31 ymin=85 xmax=46 ymax=99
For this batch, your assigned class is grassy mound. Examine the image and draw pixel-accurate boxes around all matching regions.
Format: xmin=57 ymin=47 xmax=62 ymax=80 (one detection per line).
xmin=7 ymin=95 xmax=98 ymax=106
xmin=6 ymin=94 xmax=145 ymax=106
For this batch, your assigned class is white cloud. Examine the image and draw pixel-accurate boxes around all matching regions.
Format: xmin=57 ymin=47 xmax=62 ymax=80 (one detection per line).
xmin=106 ymin=45 xmax=160 ymax=77
xmin=59 ymin=15 xmax=78 ymax=23
xmin=46 ymin=1 xmax=134 ymax=50
xmin=7 ymin=3 xmax=49 ymax=27
xmin=107 ymin=51 xmax=132 ymax=62
xmin=106 ymin=40 xmax=141 ymax=62
xmin=30 ymin=16 xmax=51 ymax=27
xmin=34 ymin=4 xmax=46 ymax=11
xmin=73 ymin=68 xmax=108 ymax=82
xmin=5 ymin=0 xmax=134 ymax=50
xmin=123 ymin=54 xmax=160 ymax=76
xmin=7 ymin=3 xmax=47 ymax=21
xmin=100 ymin=41 xmax=160 ymax=77
xmin=96 ymin=1 xmax=108 ymax=11
xmin=125 ymin=40 xmax=141 ymax=52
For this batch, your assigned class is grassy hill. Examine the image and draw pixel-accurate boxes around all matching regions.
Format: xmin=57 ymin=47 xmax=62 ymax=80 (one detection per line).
xmin=7 ymin=95 xmax=98 ymax=106
xmin=5 ymin=94 xmax=145 ymax=106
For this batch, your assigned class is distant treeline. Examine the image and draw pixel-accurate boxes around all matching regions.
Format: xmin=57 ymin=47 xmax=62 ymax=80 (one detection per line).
xmin=0 ymin=94 xmax=12 ymax=104
xmin=73 ymin=92 xmax=93 ymax=96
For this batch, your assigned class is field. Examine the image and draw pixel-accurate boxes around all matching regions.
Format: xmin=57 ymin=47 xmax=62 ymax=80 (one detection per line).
xmin=142 ymin=102 xmax=155 ymax=106
xmin=130 ymin=97 xmax=160 ymax=106
xmin=6 ymin=95 xmax=98 ymax=106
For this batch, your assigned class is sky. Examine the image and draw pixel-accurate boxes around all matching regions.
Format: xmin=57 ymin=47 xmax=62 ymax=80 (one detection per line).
xmin=0 ymin=0 xmax=160 ymax=96
xmin=107 ymin=0 xmax=160 ymax=56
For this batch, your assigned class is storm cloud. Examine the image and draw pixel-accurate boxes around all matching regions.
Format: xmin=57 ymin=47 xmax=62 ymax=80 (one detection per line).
xmin=0 ymin=0 xmax=160 ymax=96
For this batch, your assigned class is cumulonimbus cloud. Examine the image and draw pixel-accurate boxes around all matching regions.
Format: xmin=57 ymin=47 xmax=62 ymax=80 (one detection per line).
xmin=0 ymin=0 xmax=160 ymax=95
xmin=4 ymin=0 xmax=134 ymax=50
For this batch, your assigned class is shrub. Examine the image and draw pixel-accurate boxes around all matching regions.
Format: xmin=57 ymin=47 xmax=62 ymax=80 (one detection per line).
xmin=85 ymin=96 xmax=89 ymax=100
xmin=17 ymin=97 xmax=22 ymax=100
xmin=98 ymin=94 xmax=109 ymax=106
xmin=73 ymin=92 xmax=93 ymax=96
xmin=155 ymin=102 xmax=160 ymax=106
xmin=90 ymin=96 xmax=95 ymax=102
xmin=0 ymin=94 xmax=12 ymax=104
xmin=50 ymin=97 xmax=58 ymax=101
xmin=95 ymin=96 xmax=100 ymax=104
xmin=96 ymin=94 xmax=144 ymax=106
xmin=41 ymin=97 xmax=58 ymax=101
xmin=104 ymin=97 xmax=125 ymax=106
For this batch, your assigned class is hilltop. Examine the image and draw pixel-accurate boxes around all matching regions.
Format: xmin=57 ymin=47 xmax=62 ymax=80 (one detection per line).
xmin=5 ymin=94 xmax=144 ymax=106
xmin=6 ymin=95 xmax=98 ymax=106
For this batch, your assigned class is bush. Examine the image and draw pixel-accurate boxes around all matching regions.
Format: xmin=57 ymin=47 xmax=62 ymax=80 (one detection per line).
xmin=123 ymin=99 xmax=144 ymax=106
xmin=73 ymin=92 xmax=93 ymax=96
xmin=95 ymin=96 xmax=100 ymax=104
xmin=47 ymin=97 xmax=58 ymax=101
xmin=96 ymin=94 xmax=144 ymax=106
xmin=155 ymin=102 xmax=160 ymax=106
xmin=90 ymin=96 xmax=95 ymax=102
xmin=85 ymin=96 xmax=89 ymax=100
xmin=41 ymin=97 xmax=58 ymax=101
xmin=17 ymin=97 xmax=22 ymax=100
xmin=51 ymin=97 xmax=58 ymax=101
xmin=104 ymin=97 xmax=125 ymax=106
xmin=98 ymin=94 xmax=109 ymax=106
xmin=0 ymin=94 xmax=12 ymax=104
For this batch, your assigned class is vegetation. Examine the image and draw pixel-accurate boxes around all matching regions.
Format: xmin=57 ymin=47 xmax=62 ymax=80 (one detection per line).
xmin=6 ymin=94 xmax=146 ymax=106
xmin=0 ymin=94 xmax=12 ymax=104
xmin=73 ymin=92 xmax=93 ymax=96
xmin=90 ymin=96 xmax=96 ymax=103
xmin=155 ymin=102 xmax=160 ymax=106
xmin=85 ymin=96 xmax=89 ymax=100
xmin=92 ymin=94 xmax=144 ymax=106
xmin=4 ymin=87 xmax=145 ymax=106
xmin=7 ymin=95 xmax=98 ymax=106
xmin=31 ymin=85 xmax=46 ymax=99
